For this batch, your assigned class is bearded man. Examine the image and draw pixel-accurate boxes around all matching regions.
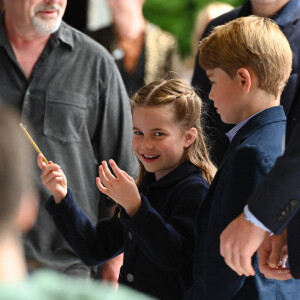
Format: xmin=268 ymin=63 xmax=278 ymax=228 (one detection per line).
xmin=0 ymin=0 xmax=137 ymax=281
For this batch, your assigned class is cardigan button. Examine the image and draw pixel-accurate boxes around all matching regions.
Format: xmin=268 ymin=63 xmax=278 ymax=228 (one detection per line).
xmin=126 ymin=273 xmax=134 ymax=282
xmin=128 ymin=232 xmax=133 ymax=240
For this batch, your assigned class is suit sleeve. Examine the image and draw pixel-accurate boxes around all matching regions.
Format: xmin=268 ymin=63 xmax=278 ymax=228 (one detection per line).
xmin=217 ymin=145 xmax=276 ymax=228
xmin=248 ymin=122 xmax=300 ymax=234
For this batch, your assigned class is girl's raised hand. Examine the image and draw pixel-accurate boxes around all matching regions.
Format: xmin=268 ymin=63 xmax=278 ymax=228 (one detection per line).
xmin=37 ymin=154 xmax=67 ymax=203
xmin=96 ymin=159 xmax=141 ymax=217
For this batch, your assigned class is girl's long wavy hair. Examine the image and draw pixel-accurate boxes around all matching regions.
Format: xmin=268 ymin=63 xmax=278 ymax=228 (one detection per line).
xmin=131 ymin=78 xmax=216 ymax=186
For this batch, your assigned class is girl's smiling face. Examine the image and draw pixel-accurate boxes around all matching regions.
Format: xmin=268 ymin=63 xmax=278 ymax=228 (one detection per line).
xmin=132 ymin=106 xmax=191 ymax=180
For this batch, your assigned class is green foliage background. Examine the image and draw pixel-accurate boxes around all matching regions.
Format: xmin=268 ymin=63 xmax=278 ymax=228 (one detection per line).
xmin=143 ymin=0 xmax=244 ymax=58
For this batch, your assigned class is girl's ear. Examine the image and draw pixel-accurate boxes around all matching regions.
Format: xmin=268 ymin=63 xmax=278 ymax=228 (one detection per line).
xmin=237 ymin=68 xmax=251 ymax=93
xmin=183 ymin=127 xmax=198 ymax=148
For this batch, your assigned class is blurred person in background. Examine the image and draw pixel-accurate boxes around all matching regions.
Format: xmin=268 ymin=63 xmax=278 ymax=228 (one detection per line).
xmin=191 ymin=2 xmax=234 ymax=59
xmin=180 ymin=2 xmax=233 ymax=81
xmin=88 ymin=0 xmax=180 ymax=96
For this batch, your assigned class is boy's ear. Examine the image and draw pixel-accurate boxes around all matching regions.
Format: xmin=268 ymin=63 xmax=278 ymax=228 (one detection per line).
xmin=237 ymin=68 xmax=251 ymax=93
xmin=14 ymin=190 xmax=39 ymax=233
xmin=183 ymin=127 xmax=197 ymax=148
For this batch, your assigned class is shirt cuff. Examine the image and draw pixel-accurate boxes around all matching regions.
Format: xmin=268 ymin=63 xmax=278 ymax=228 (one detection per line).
xmin=244 ymin=205 xmax=273 ymax=234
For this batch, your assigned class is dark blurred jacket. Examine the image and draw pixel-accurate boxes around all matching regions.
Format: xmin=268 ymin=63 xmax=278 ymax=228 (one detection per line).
xmin=88 ymin=22 xmax=180 ymax=95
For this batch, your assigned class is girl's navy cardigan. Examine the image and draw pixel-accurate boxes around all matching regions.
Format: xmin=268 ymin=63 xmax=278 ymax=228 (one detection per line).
xmin=45 ymin=161 xmax=209 ymax=300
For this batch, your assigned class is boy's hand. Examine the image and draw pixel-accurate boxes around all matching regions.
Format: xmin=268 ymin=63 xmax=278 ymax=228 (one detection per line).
xmin=96 ymin=159 xmax=141 ymax=217
xmin=37 ymin=154 xmax=67 ymax=203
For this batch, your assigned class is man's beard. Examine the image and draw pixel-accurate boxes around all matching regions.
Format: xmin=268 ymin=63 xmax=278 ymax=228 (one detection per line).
xmin=33 ymin=4 xmax=62 ymax=35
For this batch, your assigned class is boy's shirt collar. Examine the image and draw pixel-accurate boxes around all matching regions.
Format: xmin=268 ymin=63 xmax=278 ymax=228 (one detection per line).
xmin=226 ymin=112 xmax=260 ymax=143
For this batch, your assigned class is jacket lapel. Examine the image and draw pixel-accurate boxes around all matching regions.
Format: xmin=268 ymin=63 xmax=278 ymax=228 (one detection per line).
xmin=205 ymin=106 xmax=286 ymax=201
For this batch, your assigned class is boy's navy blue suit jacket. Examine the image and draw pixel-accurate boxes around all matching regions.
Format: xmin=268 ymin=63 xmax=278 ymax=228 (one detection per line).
xmin=185 ymin=106 xmax=300 ymax=300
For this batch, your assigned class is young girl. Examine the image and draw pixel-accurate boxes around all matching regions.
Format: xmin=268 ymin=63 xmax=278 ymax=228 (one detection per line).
xmin=38 ymin=78 xmax=216 ymax=300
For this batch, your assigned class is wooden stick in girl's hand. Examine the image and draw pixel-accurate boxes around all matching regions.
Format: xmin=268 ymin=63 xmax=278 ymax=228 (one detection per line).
xmin=19 ymin=123 xmax=49 ymax=165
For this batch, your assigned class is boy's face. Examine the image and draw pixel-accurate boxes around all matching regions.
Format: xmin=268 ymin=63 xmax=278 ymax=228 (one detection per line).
xmin=206 ymin=68 xmax=245 ymax=124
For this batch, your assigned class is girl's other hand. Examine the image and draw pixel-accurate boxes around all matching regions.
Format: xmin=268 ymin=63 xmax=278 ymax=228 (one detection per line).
xmin=37 ymin=154 xmax=67 ymax=203
xmin=96 ymin=159 xmax=141 ymax=217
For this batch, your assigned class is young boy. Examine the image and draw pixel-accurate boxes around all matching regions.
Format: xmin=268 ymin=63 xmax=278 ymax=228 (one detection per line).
xmin=185 ymin=16 xmax=300 ymax=299
xmin=0 ymin=106 xmax=153 ymax=300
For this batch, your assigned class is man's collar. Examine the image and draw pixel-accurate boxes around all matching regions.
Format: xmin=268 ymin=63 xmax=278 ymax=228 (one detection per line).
xmin=243 ymin=0 xmax=300 ymax=27
xmin=54 ymin=21 xmax=74 ymax=51
xmin=274 ymin=0 xmax=300 ymax=27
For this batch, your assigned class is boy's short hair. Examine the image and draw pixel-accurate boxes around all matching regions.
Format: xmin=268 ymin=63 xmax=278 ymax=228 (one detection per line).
xmin=0 ymin=105 xmax=32 ymax=227
xmin=199 ymin=16 xmax=292 ymax=97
